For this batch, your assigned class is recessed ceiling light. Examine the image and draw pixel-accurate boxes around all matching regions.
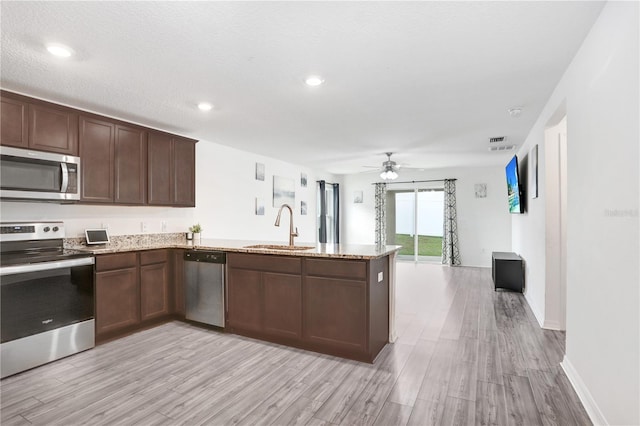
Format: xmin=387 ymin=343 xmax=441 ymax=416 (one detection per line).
xmin=305 ymin=76 xmax=324 ymax=86
xmin=197 ymin=102 xmax=213 ymax=111
xmin=46 ymin=43 xmax=73 ymax=58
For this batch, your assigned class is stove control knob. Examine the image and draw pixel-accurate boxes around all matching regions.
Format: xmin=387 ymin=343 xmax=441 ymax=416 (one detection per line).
xmin=52 ymin=226 xmax=59 ymax=232
xmin=43 ymin=226 xmax=50 ymax=232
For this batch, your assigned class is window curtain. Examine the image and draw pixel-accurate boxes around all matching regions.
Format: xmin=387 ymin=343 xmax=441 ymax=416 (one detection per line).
xmin=318 ymin=181 xmax=327 ymax=243
xmin=317 ymin=181 xmax=340 ymax=243
xmin=442 ymin=179 xmax=461 ymax=266
xmin=374 ymin=183 xmax=387 ymax=246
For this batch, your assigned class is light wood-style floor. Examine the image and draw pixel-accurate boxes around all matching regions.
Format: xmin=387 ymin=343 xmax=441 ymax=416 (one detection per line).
xmin=1 ymin=263 xmax=591 ymax=425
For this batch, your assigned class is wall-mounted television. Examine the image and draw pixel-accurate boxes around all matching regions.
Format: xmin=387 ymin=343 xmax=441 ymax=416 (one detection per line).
xmin=505 ymin=155 xmax=523 ymax=214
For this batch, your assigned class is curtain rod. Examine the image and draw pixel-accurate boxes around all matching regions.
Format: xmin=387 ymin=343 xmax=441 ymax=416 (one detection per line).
xmin=370 ymin=178 xmax=456 ymax=185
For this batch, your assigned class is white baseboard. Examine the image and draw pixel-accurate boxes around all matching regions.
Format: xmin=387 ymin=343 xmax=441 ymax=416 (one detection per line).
xmin=524 ymin=292 xmax=545 ymax=328
xmin=561 ymin=355 xmax=608 ymax=425
xmin=542 ymin=319 xmax=564 ymax=330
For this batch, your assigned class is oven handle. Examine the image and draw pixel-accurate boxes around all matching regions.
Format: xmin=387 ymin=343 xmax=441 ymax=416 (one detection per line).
xmin=60 ymin=162 xmax=69 ymax=193
xmin=0 ymin=256 xmax=95 ymax=276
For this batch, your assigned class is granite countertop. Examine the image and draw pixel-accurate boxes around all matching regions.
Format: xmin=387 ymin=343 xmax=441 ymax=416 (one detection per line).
xmin=65 ymin=234 xmax=401 ymax=260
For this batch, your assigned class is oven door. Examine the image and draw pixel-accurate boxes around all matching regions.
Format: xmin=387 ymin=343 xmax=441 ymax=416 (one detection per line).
xmin=0 ymin=257 xmax=95 ymax=343
xmin=0 ymin=257 xmax=95 ymax=378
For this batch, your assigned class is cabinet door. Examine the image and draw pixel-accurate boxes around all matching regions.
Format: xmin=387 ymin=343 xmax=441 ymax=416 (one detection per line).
xmin=29 ymin=103 xmax=78 ymax=155
xmin=263 ymin=272 xmax=301 ymax=339
xmin=114 ymin=125 xmax=146 ymax=204
xmin=80 ymin=116 xmax=114 ymax=202
xmin=227 ymin=268 xmax=263 ymax=332
xmin=95 ymin=267 xmax=139 ymax=336
xmin=172 ymin=138 xmax=196 ymax=206
xmin=303 ymin=277 xmax=367 ymax=353
xmin=140 ymin=262 xmax=169 ymax=321
xmin=1 ymin=96 xmax=28 ymax=148
xmin=147 ymin=131 xmax=172 ymax=205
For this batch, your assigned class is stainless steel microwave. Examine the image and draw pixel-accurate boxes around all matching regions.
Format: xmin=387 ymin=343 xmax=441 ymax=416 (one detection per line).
xmin=0 ymin=146 xmax=81 ymax=201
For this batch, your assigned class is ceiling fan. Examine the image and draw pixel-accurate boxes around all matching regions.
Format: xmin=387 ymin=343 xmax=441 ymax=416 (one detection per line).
xmin=362 ymin=152 xmax=401 ymax=180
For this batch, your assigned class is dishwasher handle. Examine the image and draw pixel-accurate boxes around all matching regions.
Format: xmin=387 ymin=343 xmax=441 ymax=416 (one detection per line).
xmin=184 ymin=250 xmax=226 ymax=263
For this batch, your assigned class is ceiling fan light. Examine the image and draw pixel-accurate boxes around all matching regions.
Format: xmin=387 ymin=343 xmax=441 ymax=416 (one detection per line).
xmin=380 ymin=167 xmax=398 ymax=180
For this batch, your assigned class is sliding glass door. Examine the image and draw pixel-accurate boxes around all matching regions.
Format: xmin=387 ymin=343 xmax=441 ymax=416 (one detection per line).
xmin=387 ymin=187 xmax=444 ymax=261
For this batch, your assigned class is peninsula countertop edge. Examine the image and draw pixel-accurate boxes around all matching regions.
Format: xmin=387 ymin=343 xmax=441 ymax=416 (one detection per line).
xmin=67 ymin=238 xmax=402 ymax=260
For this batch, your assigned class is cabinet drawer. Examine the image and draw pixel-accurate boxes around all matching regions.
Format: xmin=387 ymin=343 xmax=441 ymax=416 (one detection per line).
xmin=96 ymin=252 xmax=137 ymax=271
xmin=228 ymin=253 xmax=301 ymax=274
xmin=140 ymin=249 xmax=168 ymax=265
xmin=305 ymin=258 xmax=367 ymax=281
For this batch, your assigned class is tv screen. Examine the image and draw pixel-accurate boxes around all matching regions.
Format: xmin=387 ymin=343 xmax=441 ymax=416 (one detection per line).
xmin=505 ymin=155 xmax=523 ymax=214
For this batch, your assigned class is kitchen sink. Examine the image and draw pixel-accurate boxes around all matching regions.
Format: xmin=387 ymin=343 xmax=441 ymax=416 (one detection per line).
xmin=244 ymin=244 xmax=315 ymax=251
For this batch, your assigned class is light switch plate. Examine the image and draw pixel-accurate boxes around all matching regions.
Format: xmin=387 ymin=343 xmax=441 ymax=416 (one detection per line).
xmin=378 ymin=272 xmax=384 ymax=282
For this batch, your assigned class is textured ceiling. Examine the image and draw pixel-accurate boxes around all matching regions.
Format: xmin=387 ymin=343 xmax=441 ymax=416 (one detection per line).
xmin=1 ymin=1 xmax=604 ymax=175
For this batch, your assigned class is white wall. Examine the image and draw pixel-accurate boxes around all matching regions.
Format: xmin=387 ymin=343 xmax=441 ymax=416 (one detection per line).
xmin=0 ymin=202 xmax=195 ymax=237
xmin=342 ymin=166 xmax=512 ymax=267
xmin=0 ymin=140 xmax=334 ymax=243
xmin=194 ymin=141 xmax=335 ymax=243
xmin=512 ymin=2 xmax=639 ymax=424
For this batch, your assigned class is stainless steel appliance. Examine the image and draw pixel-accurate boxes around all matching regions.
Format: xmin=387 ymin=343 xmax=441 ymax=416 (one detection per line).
xmin=184 ymin=250 xmax=226 ymax=327
xmin=0 ymin=222 xmax=95 ymax=378
xmin=0 ymin=146 xmax=81 ymax=201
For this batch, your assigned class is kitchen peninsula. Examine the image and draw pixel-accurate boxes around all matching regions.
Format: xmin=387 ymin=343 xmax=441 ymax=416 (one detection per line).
xmin=68 ymin=235 xmax=401 ymax=363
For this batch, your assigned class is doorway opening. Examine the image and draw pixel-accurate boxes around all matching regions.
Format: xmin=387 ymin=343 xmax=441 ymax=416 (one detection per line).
xmin=544 ymin=114 xmax=568 ymax=331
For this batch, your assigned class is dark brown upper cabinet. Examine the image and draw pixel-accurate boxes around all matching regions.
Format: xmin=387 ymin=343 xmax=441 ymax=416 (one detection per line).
xmin=1 ymin=91 xmax=78 ymax=155
xmin=148 ymin=131 xmax=196 ymax=207
xmin=114 ymin=125 xmax=146 ymax=204
xmin=1 ymin=95 xmax=28 ymax=148
xmin=79 ymin=115 xmax=115 ymax=203
xmin=2 ymin=91 xmax=196 ymax=207
xmin=80 ymin=115 xmax=146 ymax=204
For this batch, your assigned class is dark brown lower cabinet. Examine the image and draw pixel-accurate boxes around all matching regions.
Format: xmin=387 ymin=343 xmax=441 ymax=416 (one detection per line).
xmin=303 ymin=277 xmax=366 ymax=353
xmin=95 ymin=250 xmax=173 ymax=343
xmin=95 ymin=266 xmax=139 ymax=336
xmin=226 ymin=253 xmax=389 ymax=362
xmin=140 ymin=250 xmax=169 ymax=321
xmin=173 ymin=249 xmax=185 ymax=316
xmin=264 ymin=272 xmax=302 ymax=340
xmin=227 ymin=268 xmax=263 ymax=332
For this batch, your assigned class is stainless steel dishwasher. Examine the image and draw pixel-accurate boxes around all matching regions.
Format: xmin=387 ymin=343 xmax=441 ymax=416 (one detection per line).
xmin=184 ymin=250 xmax=226 ymax=327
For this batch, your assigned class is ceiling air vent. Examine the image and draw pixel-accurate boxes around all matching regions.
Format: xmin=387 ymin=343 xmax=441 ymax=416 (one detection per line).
xmin=489 ymin=136 xmax=507 ymax=143
xmin=488 ymin=145 xmax=516 ymax=152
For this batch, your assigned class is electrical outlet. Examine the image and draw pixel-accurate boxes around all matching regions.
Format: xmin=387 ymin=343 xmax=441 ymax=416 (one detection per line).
xmin=141 ymin=222 xmax=148 ymax=233
xmin=161 ymin=221 xmax=167 ymax=232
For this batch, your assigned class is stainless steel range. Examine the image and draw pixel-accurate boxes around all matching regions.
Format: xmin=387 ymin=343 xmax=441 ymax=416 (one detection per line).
xmin=0 ymin=222 xmax=95 ymax=378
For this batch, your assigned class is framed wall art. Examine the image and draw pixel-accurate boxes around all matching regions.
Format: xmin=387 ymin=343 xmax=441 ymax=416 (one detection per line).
xmin=273 ymin=176 xmax=295 ymax=207
xmin=255 ymin=163 xmax=265 ymax=181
